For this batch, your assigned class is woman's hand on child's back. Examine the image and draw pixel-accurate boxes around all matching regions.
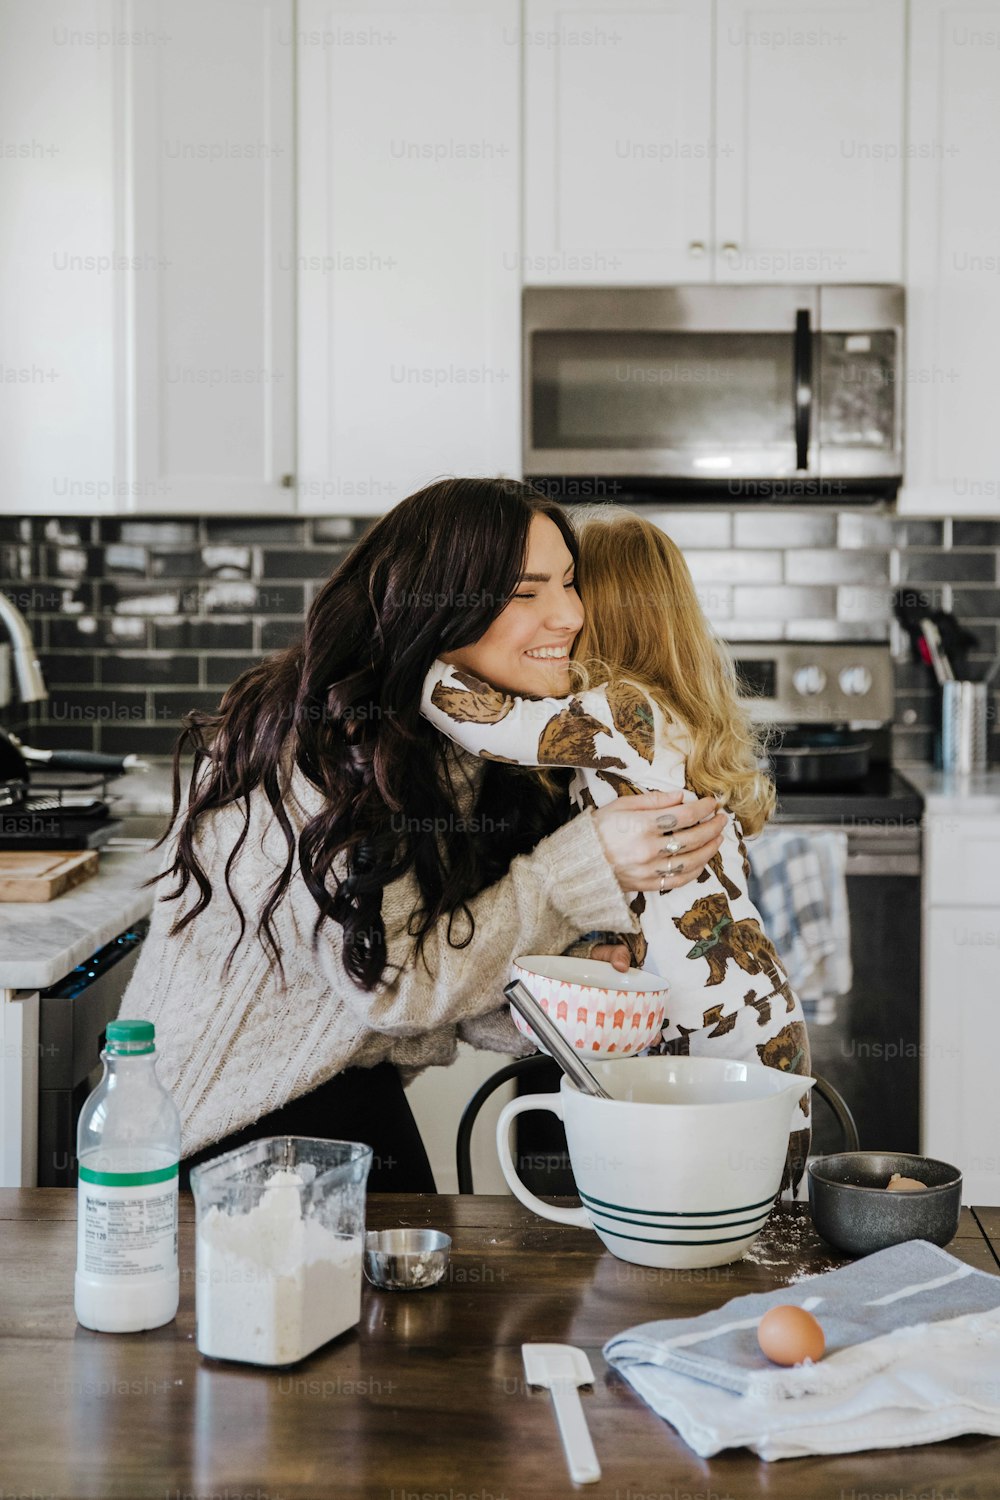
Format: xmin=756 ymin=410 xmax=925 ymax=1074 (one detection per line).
xmin=592 ymin=790 xmax=726 ymax=896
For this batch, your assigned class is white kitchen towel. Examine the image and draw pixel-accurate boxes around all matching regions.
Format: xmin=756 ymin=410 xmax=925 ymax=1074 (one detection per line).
xmin=603 ymin=1242 xmax=1000 ymax=1460
xmin=747 ymin=829 xmax=851 ymax=1026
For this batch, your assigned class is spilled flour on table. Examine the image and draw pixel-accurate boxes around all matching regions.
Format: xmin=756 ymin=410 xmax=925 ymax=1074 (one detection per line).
xmin=741 ymin=1211 xmax=841 ymax=1285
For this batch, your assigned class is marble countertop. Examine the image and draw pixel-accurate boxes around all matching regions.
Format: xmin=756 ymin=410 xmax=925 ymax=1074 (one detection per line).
xmin=0 ymin=846 xmax=161 ymax=991
xmin=104 ymin=765 xmax=177 ymax=818
xmin=899 ymin=763 xmax=1000 ymax=815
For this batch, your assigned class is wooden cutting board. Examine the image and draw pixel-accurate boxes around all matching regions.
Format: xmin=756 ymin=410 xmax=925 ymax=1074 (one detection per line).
xmin=0 ymin=850 xmax=99 ymax=902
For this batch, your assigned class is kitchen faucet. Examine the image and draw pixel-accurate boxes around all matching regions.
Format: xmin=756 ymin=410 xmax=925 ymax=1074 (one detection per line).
xmin=0 ymin=591 xmax=47 ymax=704
xmin=0 ymin=591 xmax=147 ymax=774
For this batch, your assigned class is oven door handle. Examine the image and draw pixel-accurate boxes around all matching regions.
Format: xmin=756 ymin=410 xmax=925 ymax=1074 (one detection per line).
xmin=794 ymin=308 xmax=813 ymax=471
xmin=846 ymin=851 xmax=921 ymax=878
xmin=767 ymin=823 xmax=922 ymax=876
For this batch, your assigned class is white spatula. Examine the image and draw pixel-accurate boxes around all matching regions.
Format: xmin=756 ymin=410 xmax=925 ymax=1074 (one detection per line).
xmin=522 ymin=1342 xmax=601 ymax=1485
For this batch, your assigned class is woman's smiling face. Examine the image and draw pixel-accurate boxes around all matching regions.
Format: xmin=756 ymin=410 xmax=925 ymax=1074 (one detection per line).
xmin=442 ymin=513 xmax=584 ymax=696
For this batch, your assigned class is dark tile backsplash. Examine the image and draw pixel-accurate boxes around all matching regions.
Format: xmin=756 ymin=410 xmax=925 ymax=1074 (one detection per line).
xmin=2 ymin=510 xmax=999 ymax=765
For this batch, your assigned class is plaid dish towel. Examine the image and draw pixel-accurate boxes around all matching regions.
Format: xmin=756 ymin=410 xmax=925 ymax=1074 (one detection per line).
xmin=747 ymin=829 xmax=851 ymax=1025
xmin=604 ymin=1241 xmax=1000 ymax=1460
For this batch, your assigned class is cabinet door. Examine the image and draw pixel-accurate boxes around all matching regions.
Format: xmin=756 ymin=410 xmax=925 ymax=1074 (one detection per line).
xmin=0 ymin=1 xmax=121 ymax=516
xmin=924 ymin=811 xmax=1000 ymax=908
xmin=298 ymin=0 xmax=520 ymax=513
xmin=900 ymin=0 xmax=1000 ymax=516
xmin=0 ymin=989 xmax=39 ymax=1188
xmin=714 ymin=0 xmax=904 ymax=283
xmin=523 ymin=0 xmax=713 ymax=284
xmin=126 ymin=0 xmax=295 ymax=513
xmin=923 ymin=907 xmax=1000 ymax=1205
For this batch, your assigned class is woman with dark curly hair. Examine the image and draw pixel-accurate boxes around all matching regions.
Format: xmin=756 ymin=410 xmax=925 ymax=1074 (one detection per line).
xmin=121 ymin=478 xmax=726 ymax=1189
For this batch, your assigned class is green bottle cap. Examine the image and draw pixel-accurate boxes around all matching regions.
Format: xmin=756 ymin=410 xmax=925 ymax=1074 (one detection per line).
xmin=106 ymin=1019 xmax=155 ymax=1054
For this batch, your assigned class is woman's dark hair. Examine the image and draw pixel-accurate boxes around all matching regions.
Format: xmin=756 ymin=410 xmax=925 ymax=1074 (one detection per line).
xmin=155 ymin=477 xmax=578 ymax=988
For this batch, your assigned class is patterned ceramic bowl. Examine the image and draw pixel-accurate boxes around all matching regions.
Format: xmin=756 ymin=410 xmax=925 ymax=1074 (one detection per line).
xmin=510 ymin=955 xmax=668 ymax=1060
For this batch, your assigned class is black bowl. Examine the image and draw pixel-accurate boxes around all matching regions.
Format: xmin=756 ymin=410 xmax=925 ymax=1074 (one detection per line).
xmin=808 ymin=1152 xmax=963 ymax=1257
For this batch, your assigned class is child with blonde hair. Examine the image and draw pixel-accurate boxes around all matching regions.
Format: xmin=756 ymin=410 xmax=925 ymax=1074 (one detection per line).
xmin=421 ymin=508 xmax=811 ymax=1195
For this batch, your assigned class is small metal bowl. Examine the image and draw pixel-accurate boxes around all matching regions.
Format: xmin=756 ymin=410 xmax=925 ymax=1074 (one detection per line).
xmin=808 ymin=1151 xmax=963 ymax=1257
xmin=363 ymin=1228 xmax=452 ymax=1291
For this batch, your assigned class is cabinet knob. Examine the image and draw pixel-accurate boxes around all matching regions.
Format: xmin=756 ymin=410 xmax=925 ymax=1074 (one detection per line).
xmin=721 ymin=242 xmax=740 ymax=255
xmin=688 ymin=240 xmax=706 ymax=257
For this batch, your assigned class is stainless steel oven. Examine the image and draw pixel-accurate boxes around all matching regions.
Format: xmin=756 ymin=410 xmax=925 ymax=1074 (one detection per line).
xmin=756 ymin=820 xmax=922 ymax=1157
xmin=733 ymin=642 xmax=923 ymax=1156
xmin=524 ymin=284 xmax=904 ymax=498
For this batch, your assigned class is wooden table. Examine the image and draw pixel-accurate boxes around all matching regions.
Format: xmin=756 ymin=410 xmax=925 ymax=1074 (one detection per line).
xmin=2 ymin=1191 xmax=999 ymax=1499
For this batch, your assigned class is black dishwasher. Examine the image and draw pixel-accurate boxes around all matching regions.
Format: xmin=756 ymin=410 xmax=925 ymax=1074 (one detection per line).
xmin=36 ymin=920 xmax=147 ymax=1186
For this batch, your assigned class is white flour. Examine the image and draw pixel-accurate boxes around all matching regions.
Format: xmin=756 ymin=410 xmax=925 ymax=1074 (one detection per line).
xmin=195 ymin=1168 xmax=362 ymax=1365
xmin=741 ymin=1210 xmax=840 ymax=1285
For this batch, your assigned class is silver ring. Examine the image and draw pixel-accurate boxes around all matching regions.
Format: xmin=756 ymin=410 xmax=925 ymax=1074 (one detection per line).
xmin=661 ymin=837 xmax=683 ymax=856
xmin=658 ymin=872 xmax=669 ymax=896
xmin=666 ymin=860 xmax=684 ymax=877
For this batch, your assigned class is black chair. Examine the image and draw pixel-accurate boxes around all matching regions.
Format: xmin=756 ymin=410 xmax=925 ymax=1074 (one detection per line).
xmin=456 ymin=1056 xmax=859 ymax=1194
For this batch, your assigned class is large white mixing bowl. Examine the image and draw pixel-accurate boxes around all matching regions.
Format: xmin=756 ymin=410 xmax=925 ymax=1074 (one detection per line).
xmin=497 ymin=1055 xmax=814 ymax=1269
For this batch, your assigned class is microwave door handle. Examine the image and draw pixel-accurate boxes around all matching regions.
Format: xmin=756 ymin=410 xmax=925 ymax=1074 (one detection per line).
xmin=794 ymin=308 xmax=813 ymax=471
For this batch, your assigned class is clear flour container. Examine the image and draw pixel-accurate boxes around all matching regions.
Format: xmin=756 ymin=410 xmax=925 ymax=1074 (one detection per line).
xmin=190 ymin=1136 xmax=372 ymax=1366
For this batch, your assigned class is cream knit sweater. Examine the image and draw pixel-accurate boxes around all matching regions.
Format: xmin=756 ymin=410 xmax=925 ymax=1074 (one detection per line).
xmin=121 ymin=745 xmax=636 ymax=1158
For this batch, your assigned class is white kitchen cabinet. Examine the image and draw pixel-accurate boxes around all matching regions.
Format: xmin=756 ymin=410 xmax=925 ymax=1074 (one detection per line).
xmin=923 ymin=907 xmax=1000 ymax=1205
xmin=0 ymin=989 xmax=38 ymax=1188
xmin=924 ymin=812 xmax=1000 ymax=908
xmin=900 ymin=0 xmax=1000 ymax=517
xmin=714 ymin=0 xmax=904 ymax=283
xmin=0 ymin=1 xmax=122 ymax=516
xmin=126 ymin=0 xmax=295 ymax=513
xmin=0 ymin=0 xmax=295 ymax=517
xmin=523 ymin=0 xmax=904 ymax=285
xmin=922 ymin=812 xmax=1000 ymax=1206
xmin=523 ymin=0 xmax=714 ymax=285
xmin=297 ymin=0 xmax=521 ymax=513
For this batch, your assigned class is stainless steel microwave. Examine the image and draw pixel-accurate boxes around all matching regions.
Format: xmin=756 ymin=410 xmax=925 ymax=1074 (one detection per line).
xmin=523 ymin=285 xmax=904 ymax=499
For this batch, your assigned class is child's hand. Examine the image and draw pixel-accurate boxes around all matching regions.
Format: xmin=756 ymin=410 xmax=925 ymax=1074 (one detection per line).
xmin=589 ymin=942 xmax=631 ymax=973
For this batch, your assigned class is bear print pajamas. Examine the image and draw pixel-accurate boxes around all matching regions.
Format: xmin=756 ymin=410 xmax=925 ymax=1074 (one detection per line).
xmin=421 ymin=660 xmax=812 ymax=1196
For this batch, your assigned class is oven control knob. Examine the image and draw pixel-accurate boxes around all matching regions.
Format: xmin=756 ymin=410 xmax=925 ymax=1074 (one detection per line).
xmin=839 ymin=665 xmax=873 ymax=697
xmin=793 ymin=665 xmax=827 ymax=696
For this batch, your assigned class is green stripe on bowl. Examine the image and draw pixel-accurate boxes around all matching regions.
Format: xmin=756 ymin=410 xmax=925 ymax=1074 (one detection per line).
xmin=588 ymin=1206 xmax=772 ymax=1233
xmin=598 ymin=1225 xmax=763 ymax=1248
xmin=578 ymin=1189 xmax=776 ymax=1218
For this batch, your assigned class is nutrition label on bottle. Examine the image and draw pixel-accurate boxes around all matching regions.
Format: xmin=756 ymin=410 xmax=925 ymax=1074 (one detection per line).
xmin=77 ymin=1166 xmax=178 ymax=1279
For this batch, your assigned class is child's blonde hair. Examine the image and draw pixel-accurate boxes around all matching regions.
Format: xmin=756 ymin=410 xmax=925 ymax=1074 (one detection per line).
xmin=569 ymin=508 xmax=775 ymax=837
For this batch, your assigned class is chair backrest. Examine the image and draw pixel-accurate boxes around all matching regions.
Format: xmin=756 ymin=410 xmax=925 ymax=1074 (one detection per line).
xmin=456 ymin=1059 xmax=859 ymax=1194
xmin=455 ymin=1055 xmax=553 ymax=1194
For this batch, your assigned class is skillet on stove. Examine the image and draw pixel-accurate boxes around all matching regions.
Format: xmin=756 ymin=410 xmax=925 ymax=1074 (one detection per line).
xmin=766 ymin=727 xmax=871 ymax=788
